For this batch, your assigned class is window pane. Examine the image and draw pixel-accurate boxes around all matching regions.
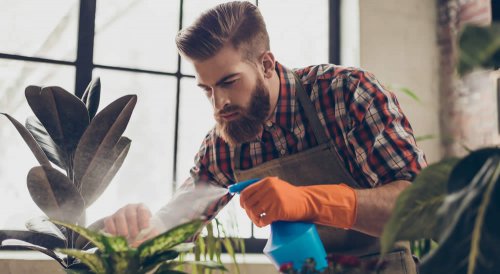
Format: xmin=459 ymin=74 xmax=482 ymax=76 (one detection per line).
xmin=0 ymin=0 xmax=78 ymax=61
xmin=86 ymin=69 xmax=177 ymax=224
xmin=259 ymin=0 xmax=329 ymax=68
xmin=0 ymin=60 xmax=75 ymax=229
xmin=94 ymin=0 xmax=180 ymax=72
xmin=180 ymin=0 xmax=256 ymax=75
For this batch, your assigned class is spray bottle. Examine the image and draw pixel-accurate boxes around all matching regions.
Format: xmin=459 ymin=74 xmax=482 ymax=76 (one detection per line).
xmin=229 ymin=178 xmax=328 ymax=271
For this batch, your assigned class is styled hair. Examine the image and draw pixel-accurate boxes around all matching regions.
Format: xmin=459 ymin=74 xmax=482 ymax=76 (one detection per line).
xmin=175 ymin=1 xmax=270 ymax=62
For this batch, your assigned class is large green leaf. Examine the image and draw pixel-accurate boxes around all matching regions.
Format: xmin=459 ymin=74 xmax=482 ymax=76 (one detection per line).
xmin=73 ymin=95 xmax=136 ymax=190
xmin=75 ymin=218 xmax=105 ymax=250
xmin=1 ymin=239 xmax=66 ymax=268
xmin=458 ymin=23 xmax=500 ymax=76
xmin=81 ymin=78 xmax=101 ymax=121
xmin=51 ymin=220 xmax=106 ymax=251
xmin=57 ymin=248 xmax=107 ymax=274
xmin=139 ymin=250 xmax=179 ymax=274
xmin=0 ymin=113 xmax=51 ymax=167
xmin=26 ymin=116 xmax=67 ymax=169
xmin=380 ymin=158 xmax=459 ymax=255
xmin=25 ymin=216 xmax=66 ymax=241
xmin=80 ymin=136 xmax=131 ymax=207
xmin=107 ymin=250 xmax=139 ymax=274
xmin=25 ymin=85 xmax=89 ymax=159
xmin=27 ymin=166 xmax=85 ymax=223
xmin=420 ymin=154 xmax=500 ymax=274
xmin=138 ymin=220 xmax=203 ymax=261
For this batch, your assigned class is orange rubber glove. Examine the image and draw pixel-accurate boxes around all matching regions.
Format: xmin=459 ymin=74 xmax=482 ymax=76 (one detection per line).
xmin=239 ymin=177 xmax=357 ymax=228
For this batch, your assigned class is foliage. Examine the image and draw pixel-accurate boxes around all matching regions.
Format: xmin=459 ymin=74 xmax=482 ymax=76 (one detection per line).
xmin=458 ymin=23 xmax=500 ymax=76
xmin=0 ymin=78 xmax=136 ymax=268
xmin=381 ymin=148 xmax=500 ymax=274
xmin=50 ymin=219 xmax=225 ymax=274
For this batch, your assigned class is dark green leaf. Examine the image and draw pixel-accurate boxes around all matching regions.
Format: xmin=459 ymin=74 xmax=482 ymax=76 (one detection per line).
xmin=458 ymin=23 xmax=500 ymax=75
xmin=26 ymin=116 xmax=67 ymax=169
xmin=1 ymin=239 xmax=66 ymax=268
xmin=138 ymin=220 xmax=203 ymax=262
xmin=81 ymin=78 xmax=101 ymax=120
xmin=0 ymin=113 xmax=51 ymax=167
xmin=25 ymin=85 xmax=89 ymax=159
xmin=73 ymin=95 xmax=136 ymax=192
xmin=27 ymin=166 xmax=85 ymax=223
xmin=140 ymin=250 xmax=179 ymax=273
xmin=51 ymin=220 xmax=106 ymax=251
xmin=57 ymin=248 xmax=107 ymax=274
xmin=380 ymin=158 xmax=459 ymax=255
xmin=80 ymin=136 xmax=131 ymax=207
xmin=25 ymin=216 xmax=66 ymax=241
xmin=107 ymin=250 xmax=139 ymax=274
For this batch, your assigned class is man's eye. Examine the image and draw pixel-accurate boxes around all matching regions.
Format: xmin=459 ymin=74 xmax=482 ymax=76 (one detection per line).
xmin=221 ymin=80 xmax=236 ymax=87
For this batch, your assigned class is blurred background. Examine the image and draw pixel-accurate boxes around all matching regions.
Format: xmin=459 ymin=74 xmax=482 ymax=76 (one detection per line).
xmin=0 ymin=0 xmax=498 ymax=272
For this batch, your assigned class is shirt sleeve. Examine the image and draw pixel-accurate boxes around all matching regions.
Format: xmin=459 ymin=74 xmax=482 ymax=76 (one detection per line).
xmin=345 ymin=70 xmax=427 ymax=186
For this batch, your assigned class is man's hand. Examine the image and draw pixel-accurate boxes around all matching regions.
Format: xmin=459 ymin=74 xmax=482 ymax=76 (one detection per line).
xmin=239 ymin=177 xmax=357 ymax=229
xmin=103 ymin=203 xmax=159 ymax=247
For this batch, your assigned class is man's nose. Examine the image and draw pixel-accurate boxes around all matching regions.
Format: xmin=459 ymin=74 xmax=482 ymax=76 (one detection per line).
xmin=212 ymin=88 xmax=230 ymax=110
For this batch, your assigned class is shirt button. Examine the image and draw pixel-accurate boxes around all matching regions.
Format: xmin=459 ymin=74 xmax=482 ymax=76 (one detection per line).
xmin=280 ymin=149 xmax=286 ymax=155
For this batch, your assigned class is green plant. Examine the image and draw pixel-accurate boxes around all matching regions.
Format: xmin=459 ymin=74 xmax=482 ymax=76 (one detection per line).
xmin=48 ymin=219 xmax=225 ymax=274
xmin=458 ymin=23 xmax=500 ymax=76
xmin=381 ymin=147 xmax=500 ymax=274
xmin=0 ymin=78 xmax=136 ymax=268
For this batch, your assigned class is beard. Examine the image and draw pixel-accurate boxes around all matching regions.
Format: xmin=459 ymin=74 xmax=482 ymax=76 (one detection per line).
xmin=215 ymin=77 xmax=270 ymax=146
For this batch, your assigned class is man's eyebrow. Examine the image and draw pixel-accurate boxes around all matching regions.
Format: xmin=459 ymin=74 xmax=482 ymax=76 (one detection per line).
xmin=197 ymin=73 xmax=240 ymax=88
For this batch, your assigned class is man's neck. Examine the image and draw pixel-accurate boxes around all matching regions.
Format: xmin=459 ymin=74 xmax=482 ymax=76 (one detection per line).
xmin=266 ymin=69 xmax=280 ymax=122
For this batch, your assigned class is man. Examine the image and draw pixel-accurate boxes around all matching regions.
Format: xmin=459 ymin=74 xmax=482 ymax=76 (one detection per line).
xmin=104 ymin=1 xmax=426 ymax=273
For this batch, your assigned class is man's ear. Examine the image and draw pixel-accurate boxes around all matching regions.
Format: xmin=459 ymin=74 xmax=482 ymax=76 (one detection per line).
xmin=261 ymin=51 xmax=276 ymax=79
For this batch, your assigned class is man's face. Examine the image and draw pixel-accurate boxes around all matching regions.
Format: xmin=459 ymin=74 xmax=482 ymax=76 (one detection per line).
xmin=193 ymin=45 xmax=270 ymax=146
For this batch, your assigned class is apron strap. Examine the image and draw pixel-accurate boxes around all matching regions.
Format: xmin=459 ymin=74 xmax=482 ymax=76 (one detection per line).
xmin=292 ymin=72 xmax=330 ymax=145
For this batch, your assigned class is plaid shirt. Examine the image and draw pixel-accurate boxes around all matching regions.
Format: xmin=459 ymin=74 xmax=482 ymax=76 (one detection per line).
xmin=180 ymin=62 xmax=427 ymax=219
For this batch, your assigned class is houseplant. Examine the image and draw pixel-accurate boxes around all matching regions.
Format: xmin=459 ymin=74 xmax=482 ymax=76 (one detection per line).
xmin=0 ymin=78 xmax=137 ymax=268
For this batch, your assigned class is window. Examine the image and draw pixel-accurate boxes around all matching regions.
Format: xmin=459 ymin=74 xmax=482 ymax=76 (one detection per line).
xmin=0 ymin=0 xmax=332 ymax=252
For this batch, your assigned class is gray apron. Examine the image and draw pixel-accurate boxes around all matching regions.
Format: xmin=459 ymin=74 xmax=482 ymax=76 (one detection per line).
xmin=232 ymin=74 xmax=417 ymax=273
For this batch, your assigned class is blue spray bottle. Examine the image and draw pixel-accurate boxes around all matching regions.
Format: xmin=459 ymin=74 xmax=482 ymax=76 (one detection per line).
xmin=229 ymin=178 xmax=328 ymax=271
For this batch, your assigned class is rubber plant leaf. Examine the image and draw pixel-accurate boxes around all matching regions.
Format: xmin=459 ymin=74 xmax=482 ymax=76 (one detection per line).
xmin=81 ymin=78 xmax=101 ymax=121
xmin=380 ymin=158 xmax=459 ymax=255
xmin=27 ymin=166 xmax=85 ymax=224
xmin=0 ymin=113 xmax=51 ymax=167
xmin=26 ymin=116 xmax=67 ymax=169
xmin=80 ymin=136 xmax=131 ymax=207
xmin=138 ymin=220 xmax=204 ymax=262
xmin=25 ymin=85 xmax=89 ymax=162
xmin=73 ymin=95 xmax=136 ymax=192
xmin=56 ymin=248 xmax=107 ymax=274
xmin=420 ymin=149 xmax=500 ymax=274
xmin=1 ymin=239 xmax=66 ymax=268
xmin=25 ymin=216 xmax=66 ymax=241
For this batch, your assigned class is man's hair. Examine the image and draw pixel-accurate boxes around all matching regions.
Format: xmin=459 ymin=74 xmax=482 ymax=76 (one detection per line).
xmin=175 ymin=1 xmax=270 ymax=62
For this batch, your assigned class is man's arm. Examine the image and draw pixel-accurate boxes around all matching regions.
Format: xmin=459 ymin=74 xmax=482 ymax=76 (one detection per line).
xmin=353 ymin=180 xmax=410 ymax=237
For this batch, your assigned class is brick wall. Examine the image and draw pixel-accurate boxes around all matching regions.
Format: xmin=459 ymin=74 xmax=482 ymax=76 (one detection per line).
xmin=437 ymin=0 xmax=496 ymax=157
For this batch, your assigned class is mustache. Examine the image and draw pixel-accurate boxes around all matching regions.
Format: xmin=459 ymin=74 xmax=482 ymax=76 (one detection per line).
xmin=217 ymin=105 xmax=241 ymax=116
